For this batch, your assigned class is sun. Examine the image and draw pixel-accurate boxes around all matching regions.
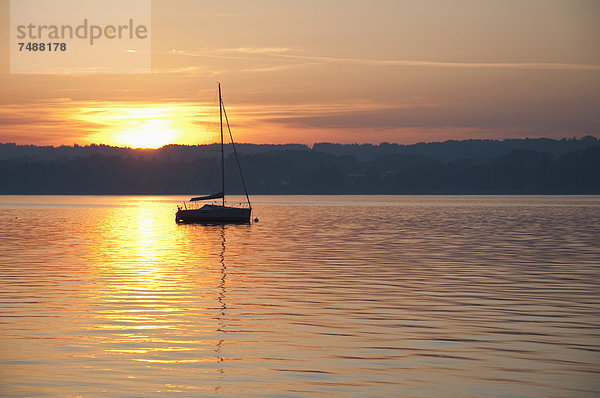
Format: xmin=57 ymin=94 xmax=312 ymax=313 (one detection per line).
xmin=116 ymin=118 xmax=178 ymax=149
xmin=107 ymin=107 xmax=184 ymax=149
xmin=75 ymin=103 xmax=217 ymax=148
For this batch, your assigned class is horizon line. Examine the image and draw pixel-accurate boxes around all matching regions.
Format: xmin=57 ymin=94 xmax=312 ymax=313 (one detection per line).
xmin=1 ymin=134 xmax=598 ymax=150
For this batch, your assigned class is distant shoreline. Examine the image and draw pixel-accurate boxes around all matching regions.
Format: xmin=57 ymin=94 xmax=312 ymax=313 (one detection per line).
xmin=1 ymin=137 xmax=599 ymax=195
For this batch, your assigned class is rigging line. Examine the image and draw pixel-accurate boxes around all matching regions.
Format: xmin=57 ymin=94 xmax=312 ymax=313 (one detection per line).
xmin=221 ymin=100 xmax=251 ymax=208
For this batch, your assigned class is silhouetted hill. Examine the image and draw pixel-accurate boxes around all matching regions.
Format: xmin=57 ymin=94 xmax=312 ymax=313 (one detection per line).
xmin=0 ymin=137 xmax=598 ymax=194
xmin=0 ymin=142 xmax=309 ymax=162
xmin=312 ymin=136 xmax=600 ymax=161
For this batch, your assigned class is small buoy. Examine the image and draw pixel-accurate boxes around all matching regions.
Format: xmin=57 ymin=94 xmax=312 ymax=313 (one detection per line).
xmin=254 ymin=218 xmax=259 ymax=223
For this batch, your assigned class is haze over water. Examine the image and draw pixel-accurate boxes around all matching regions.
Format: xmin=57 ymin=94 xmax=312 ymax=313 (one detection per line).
xmin=0 ymin=195 xmax=599 ymax=396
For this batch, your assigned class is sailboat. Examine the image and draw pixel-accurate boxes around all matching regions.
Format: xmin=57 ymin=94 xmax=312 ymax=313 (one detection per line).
xmin=175 ymin=83 xmax=252 ymax=224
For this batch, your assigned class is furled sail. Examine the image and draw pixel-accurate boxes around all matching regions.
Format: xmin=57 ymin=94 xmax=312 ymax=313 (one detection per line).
xmin=190 ymin=191 xmax=224 ymax=201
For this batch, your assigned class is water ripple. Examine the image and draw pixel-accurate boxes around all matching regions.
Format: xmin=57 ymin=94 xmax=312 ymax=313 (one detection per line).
xmin=0 ymin=195 xmax=599 ymax=396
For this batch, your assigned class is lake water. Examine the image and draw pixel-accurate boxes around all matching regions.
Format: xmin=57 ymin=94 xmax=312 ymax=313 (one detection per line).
xmin=0 ymin=195 xmax=599 ymax=397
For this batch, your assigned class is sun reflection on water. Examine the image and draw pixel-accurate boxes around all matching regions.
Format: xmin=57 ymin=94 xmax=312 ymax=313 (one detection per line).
xmin=71 ymin=199 xmax=235 ymax=384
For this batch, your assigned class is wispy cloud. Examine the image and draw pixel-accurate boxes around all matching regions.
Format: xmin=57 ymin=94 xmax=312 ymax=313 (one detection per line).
xmin=0 ymin=99 xmax=211 ymax=146
xmin=274 ymin=54 xmax=600 ymax=71
xmin=241 ymin=62 xmax=317 ymax=73
xmin=167 ymin=47 xmax=297 ymax=58
xmin=216 ymin=47 xmax=298 ymax=55
xmin=163 ymin=48 xmax=311 ymax=75
xmin=150 ymin=65 xmax=214 ymax=76
xmin=168 ymin=48 xmax=600 ymax=71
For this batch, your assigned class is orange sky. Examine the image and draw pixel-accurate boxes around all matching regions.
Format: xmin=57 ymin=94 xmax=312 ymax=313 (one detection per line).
xmin=1 ymin=0 xmax=599 ymax=148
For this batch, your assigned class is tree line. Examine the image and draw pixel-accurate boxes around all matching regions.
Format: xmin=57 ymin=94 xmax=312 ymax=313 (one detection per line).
xmin=0 ymin=137 xmax=598 ymax=194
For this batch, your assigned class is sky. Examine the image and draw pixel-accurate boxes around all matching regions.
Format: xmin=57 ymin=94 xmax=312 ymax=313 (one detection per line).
xmin=0 ymin=0 xmax=599 ymax=148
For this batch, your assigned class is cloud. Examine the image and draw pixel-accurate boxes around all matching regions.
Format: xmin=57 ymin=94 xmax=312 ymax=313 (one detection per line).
xmin=273 ymin=54 xmax=600 ymax=71
xmin=262 ymin=102 xmax=600 ymax=135
xmin=217 ymin=47 xmax=297 ymax=55
xmin=149 ymin=65 xmax=214 ymax=76
xmin=168 ymin=48 xmax=600 ymax=71
xmin=241 ymin=62 xmax=318 ymax=73
xmin=169 ymin=47 xmax=296 ymax=56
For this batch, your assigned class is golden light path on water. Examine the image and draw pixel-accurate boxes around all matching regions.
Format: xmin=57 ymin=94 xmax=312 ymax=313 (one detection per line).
xmin=0 ymin=195 xmax=599 ymax=396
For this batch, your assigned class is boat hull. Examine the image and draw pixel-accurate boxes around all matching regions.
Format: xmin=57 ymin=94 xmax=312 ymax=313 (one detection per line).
xmin=176 ymin=206 xmax=251 ymax=224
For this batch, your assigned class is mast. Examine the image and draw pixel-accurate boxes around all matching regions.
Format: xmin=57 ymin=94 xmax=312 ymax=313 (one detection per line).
xmin=219 ymin=83 xmax=225 ymax=206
